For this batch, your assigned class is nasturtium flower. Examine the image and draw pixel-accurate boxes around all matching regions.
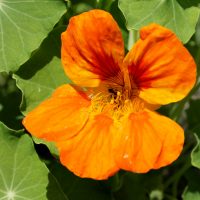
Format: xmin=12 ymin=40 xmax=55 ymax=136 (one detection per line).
xmin=23 ymin=9 xmax=196 ymax=180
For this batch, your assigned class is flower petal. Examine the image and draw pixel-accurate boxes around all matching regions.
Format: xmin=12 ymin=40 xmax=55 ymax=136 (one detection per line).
xmin=23 ymin=84 xmax=91 ymax=142
xmin=115 ymin=110 xmax=184 ymax=173
xmin=124 ymin=24 xmax=196 ymax=105
xmin=61 ymin=9 xmax=124 ymax=87
xmin=57 ymin=114 xmax=119 ymax=180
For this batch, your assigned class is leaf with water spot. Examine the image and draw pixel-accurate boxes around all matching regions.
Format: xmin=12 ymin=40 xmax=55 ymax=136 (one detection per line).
xmin=0 ymin=0 xmax=66 ymax=72
xmin=0 ymin=122 xmax=68 ymax=200
xmin=118 ymin=0 xmax=200 ymax=43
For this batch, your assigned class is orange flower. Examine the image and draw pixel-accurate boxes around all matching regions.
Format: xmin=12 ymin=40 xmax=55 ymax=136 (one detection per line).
xmin=23 ymin=10 xmax=196 ymax=180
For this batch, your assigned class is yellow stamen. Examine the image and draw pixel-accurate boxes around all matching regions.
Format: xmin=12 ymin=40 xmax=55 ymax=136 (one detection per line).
xmin=110 ymin=99 xmax=114 ymax=104
xmin=89 ymin=84 xmax=144 ymax=121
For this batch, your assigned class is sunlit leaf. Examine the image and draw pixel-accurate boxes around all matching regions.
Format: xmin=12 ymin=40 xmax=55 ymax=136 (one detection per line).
xmin=14 ymin=26 xmax=70 ymax=114
xmin=0 ymin=122 xmax=68 ymax=200
xmin=118 ymin=0 xmax=200 ymax=43
xmin=0 ymin=0 xmax=66 ymax=72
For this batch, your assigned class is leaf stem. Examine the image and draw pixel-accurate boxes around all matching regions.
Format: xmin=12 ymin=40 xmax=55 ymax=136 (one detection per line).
xmin=127 ymin=30 xmax=133 ymax=50
xmin=127 ymin=30 xmax=138 ymax=50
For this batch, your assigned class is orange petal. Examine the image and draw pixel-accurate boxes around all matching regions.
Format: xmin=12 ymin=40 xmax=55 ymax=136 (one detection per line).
xmin=23 ymin=84 xmax=91 ymax=142
xmin=115 ymin=109 xmax=184 ymax=173
xmin=57 ymin=114 xmax=119 ymax=180
xmin=61 ymin=9 xmax=124 ymax=87
xmin=124 ymin=24 xmax=196 ymax=105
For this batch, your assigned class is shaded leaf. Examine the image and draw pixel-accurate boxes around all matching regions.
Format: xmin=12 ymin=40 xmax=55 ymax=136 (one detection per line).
xmin=0 ymin=72 xmax=23 ymax=130
xmin=33 ymin=136 xmax=59 ymax=157
xmin=48 ymin=161 xmax=113 ymax=200
xmin=110 ymin=0 xmax=128 ymax=51
xmin=14 ymin=26 xmax=71 ymax=114
xmin=177 ymin=0 xmax=200 ymax=9
xmin=195 ymin=16 xmax=200 ymax=47
xmin=186 ymin=99 xmax=200 ymax=129
xmin=182 ymin=168 xmax=200 ymax=200
xmin=0 ymin=122 xmax=68 ymax=200
xmin=73 ymin=2 xmax=93 ymax=14
xmin=0 ymin=0 xmax=66 ymax=72
xmin=191 ymin=125 xmax=200 ymax=169
xmin=114 ymin=172 xmax=162 ymax=200
xmin=118 ymin=0 xmax=200 ymax=43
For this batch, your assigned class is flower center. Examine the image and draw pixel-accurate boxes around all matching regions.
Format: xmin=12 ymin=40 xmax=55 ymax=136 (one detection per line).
xmin=90 ymin=85 xmax=144 ymax=120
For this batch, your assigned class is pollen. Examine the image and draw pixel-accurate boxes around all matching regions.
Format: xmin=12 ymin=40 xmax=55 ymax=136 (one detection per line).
xmin=90 ymin=86 xmax=144 ymax=120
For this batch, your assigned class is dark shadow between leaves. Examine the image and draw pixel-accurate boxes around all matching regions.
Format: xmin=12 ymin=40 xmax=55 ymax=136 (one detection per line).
xmin=0 ymin=73 xmax=23 ymax=129
xmin=47 ymin=160 xmax=113 ymax=200
xmin=16 ymin=26 xmax=66 ymax=79
xmin=47 ymin=172 xmax=69 ymax=200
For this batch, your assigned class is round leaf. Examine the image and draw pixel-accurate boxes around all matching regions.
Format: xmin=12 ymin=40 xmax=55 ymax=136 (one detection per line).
xmin=0 ymin=0 xmax=66 ymax=72
xmin=118 ymin=0 xmax=200 ymax=43
xmin=0 ymin=122 xmax=68 ymax=200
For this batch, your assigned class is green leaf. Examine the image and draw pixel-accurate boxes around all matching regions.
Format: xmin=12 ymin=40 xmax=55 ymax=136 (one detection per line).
xmin=118 ymin=0 xmax=200 ymax=43
xmin=177 ymin=0 xmax=200 ymax=9
xmin=73 ymin=2 xmax=93 ymax=14
xmin=48 ymin=161 xmax=113 ymax=200
xmin=182 ymin=169 xmax=200 ymax=200
xmin=191 ymin=126 xmax=200 ymax=169
xmin=0 ymin=72 xmax=23 ymax=130
xmin=14 ymin=26 xmax=71 ymax=114
xmin=33 ymin=136 xmax=59 ymax=157
xmin=110 ymin=0 xmax=129 ymax=51
xmin=0 ymin=122 xmax=68 ymax=200
xmin=195 ymin=16 xmax=200 ymax=47
xmin=186 ymin=99 xmax=200 ymax=129
xmin=114 ymin=172 xmax=163 ymax=200
xmin=0 ymin=0 xmax=66 ymax=72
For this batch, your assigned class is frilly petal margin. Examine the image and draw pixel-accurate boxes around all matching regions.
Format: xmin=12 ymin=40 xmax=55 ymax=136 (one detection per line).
xmin=23 ymin=84 xmax=91 ymax=142
xmin=56 ymin=114 xmax=120 ymax=180
xmin=124 ymin=24 xmax=196 ymax=105
xmin=61 ymin=9 xmax=124 ymax=87
xmin=114 ymin=109 xmax=184 ymax=173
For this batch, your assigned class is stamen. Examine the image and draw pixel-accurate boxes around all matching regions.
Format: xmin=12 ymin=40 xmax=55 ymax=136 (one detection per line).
xmin=110 ymin=99 xmax=114 ymax=104
xmin=90 ymin=85 xmax=144 ymax=120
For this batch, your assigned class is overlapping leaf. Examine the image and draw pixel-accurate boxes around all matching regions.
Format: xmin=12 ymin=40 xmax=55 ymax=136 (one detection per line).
xmin=14 ymin=26 xmax=70 ymax=114
xmin=191 ymin=126 xmax=200 ymax=169
xmin=182 ymin=169 xmax=200 ymax=200
xmin=119 ymin=0 xmax=200 ymax=43
xmin=0 ymin=122 xmax=68 ymax=200
xmin=186 ymin=99 xmax=200 ymax=129
xmin=48 ymin=161 xmax=113 ymax=200
xmin=0 ymin=72 xmax=22 ymax=130
xmin=114 ymin=172 xmax=162 ymax=200
xmin=0 ymin=0 xmax=66 ymax=72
